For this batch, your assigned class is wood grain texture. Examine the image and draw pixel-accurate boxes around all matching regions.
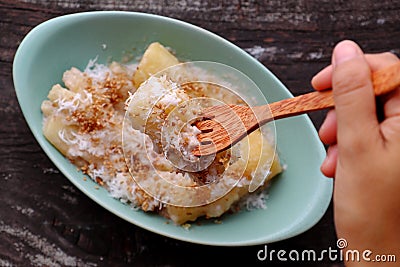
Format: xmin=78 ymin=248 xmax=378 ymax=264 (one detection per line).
xmin=1 ymin=0 xmax=399 ymax=266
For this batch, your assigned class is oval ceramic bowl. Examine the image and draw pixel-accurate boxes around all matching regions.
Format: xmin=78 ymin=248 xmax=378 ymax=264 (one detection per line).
xmin=13 ymin=11 xmax=333 ymax=246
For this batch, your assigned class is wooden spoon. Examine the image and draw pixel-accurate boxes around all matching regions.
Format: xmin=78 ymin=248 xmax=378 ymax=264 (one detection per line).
xmin=192 ymin=61 xmax=400 ymax=157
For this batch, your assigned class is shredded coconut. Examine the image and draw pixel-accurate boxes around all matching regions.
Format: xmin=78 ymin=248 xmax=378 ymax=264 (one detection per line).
xmin=41 ymin=51 xmax=282 ymax=225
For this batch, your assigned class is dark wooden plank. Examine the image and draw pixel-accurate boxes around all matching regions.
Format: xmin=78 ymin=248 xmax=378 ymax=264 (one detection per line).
xmin=1 ymin=0 xmax=399 ymax=266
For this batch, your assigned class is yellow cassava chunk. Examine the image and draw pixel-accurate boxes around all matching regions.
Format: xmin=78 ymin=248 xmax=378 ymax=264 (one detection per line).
xmin=62 ymin=67 xmax=86 ymax=93
xmin=133 ymin=42 xmax=179 ymax=87
xmin=243 ymin=129 xmax=282 ymax=180
xmin=165 ymin=130 xmax=282 ymax=224
xmin=42 ymin=115 xmax=71 ymax=156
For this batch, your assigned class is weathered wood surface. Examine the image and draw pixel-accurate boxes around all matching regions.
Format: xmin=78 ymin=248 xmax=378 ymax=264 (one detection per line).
xmin=1 ymin=0 xmax=399 ymax=266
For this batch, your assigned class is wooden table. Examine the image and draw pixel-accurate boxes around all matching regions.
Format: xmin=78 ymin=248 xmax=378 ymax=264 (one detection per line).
xmin=1 ymin=1 xmax=399 ymax=266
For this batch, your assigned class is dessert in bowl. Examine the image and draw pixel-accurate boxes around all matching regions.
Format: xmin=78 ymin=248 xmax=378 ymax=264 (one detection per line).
xmin=13 ymin=11 xmax=332 ymax=246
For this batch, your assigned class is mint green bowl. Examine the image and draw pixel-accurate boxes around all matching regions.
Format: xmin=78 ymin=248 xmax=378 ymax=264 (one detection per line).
xmin=13 ymin=11 xmax=332 ymax=246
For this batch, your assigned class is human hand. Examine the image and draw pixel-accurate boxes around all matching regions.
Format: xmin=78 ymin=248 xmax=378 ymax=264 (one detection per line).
xmin=312 ymin=40 xmax=400 ymax=266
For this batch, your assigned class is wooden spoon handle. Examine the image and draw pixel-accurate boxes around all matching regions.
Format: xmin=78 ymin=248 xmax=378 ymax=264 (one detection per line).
xmin=255 ymin=61 xmax=400 ymax=124
xmin=266 ymin=90 xmax=334 ymax=121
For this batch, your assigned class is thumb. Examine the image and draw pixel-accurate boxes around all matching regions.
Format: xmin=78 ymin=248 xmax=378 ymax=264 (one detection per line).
xmin=332 ymin=40 xmax=380 ymax=147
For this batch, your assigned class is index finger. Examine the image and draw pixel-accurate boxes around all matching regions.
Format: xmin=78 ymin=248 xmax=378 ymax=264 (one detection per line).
xmin=311 ymin=52 xmax=399 ymax=91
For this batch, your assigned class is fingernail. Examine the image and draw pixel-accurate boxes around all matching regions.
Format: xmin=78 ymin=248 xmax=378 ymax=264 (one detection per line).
xmin=333 ymin=41 xmax=361 ymax=66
